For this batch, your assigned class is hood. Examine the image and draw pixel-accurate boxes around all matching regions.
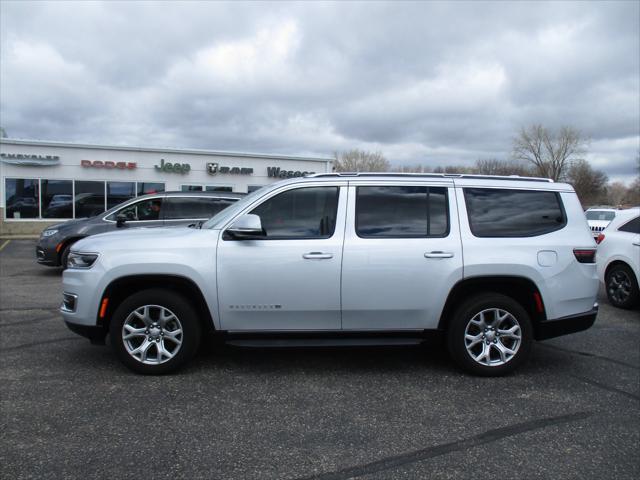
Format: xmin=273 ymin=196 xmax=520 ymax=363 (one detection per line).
xmin=72 ymin=226 xmax=216 ymax=253
xmin=43 ymin=217 xmax=90 ymax=231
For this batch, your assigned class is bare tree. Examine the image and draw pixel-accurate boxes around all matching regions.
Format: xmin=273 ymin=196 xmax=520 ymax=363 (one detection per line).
xmin=607 ymin=181 xmax=628 ymax=207
xmin=333 ymin=149 xmax=390 ymax=172
xmin=566 ymin=159 xmax=608 ymax=207
xmin=512 ymin=124 xmax=587 ymax=181
xmin=475 ymin=158 xmax=532 ymax=176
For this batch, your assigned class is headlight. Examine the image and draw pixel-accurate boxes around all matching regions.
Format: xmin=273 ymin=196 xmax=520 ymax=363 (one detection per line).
xmin=67 ymin=252 xmax=99 ymax=269
xmin=41 ymin=229 xmax=58 ymax=237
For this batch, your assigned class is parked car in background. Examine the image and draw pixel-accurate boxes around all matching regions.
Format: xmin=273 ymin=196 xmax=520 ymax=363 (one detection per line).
xmin=60 ymin=173 xmax=599 ymax=376
xmin=585 ymin=207 xmax=617 ymax=238
xmin=37 ymin=191 xmax=243 ymax=268
xmin=596 ymin=207 xmax=640 ymax=309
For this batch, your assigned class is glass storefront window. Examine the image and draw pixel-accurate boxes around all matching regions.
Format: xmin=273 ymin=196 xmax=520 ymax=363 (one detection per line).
xmin=247 ymin=185 xmax=264 ymax=193
xmin=138 ymin=182 xmax=165 ymax=195
xmin=181 ymin=185 xmax=203 ymax=192
xmin=107 ymin=181 xmax=136 ymax=209
xmin=75 ymin=181 xmax=105 ymax=218
xmin=5 ymin=178 xmax=39 ymax=219
xmin=41 ymin=180 xmax=73 ymax=218
xmin=205 ymin=185 xmax=233 ymax=192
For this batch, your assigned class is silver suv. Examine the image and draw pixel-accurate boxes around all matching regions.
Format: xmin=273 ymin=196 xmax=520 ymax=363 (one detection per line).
xmin=60 ymin=173 xmax=599 ymax=376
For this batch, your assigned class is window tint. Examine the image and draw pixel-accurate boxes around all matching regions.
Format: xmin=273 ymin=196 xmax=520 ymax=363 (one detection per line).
xmin=164 ymin=197 xmax=237 ymax=220
xmin=5 ymin=178 xmax=39 ymax=219
xmin=250 ymin=187 xmax=339 ymax=239
xmin=464 ymin=188 xmax=566 ymax=237
xmin=41 ymin=180 xmax=73 ymax=218
xmin=618 ymin=216 xmax=640 ymax=234
xmin=107 ymin=182 xmax=136 ymax=209
xmin=356 ymin=186 xmax=449 ymax=238
xmin=75 ymin=181 xmax=105 ymax=218
xmin=119 ymin=198 xmax=164 ymax=221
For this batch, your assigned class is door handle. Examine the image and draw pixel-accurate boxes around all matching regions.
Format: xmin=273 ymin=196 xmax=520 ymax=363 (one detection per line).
xmin=424 ymin=251 xmax=454 ymax=259
xmin=303 ymin=252 xmax=334 ymax=260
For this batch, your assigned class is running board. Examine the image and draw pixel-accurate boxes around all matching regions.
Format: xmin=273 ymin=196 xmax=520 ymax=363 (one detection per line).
xmin=225 ymin=337 xmax=425 ymax=348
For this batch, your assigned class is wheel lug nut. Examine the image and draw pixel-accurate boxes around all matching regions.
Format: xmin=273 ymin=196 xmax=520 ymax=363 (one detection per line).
xmin=493 ymin=339 xmax=497 ymax=343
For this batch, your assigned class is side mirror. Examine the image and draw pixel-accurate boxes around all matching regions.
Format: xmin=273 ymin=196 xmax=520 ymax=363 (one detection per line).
xmin=116 ymin=214 xmax=127 ymax=228
xmin=226 ymin=214 xmax=263 ymax=239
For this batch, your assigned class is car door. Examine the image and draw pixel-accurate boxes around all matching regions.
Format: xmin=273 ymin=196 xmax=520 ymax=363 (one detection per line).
xmin=217 ymin=182 xmax=347 ymax=331
xmin=163 ymin=196 xmax=238 ymax=227
xmin=341 ymin=181 xmax=463 ymax=330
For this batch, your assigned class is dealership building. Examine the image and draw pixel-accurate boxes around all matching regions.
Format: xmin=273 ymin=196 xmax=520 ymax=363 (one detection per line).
xmin=0 ymin=138 xmax=333 ymax=235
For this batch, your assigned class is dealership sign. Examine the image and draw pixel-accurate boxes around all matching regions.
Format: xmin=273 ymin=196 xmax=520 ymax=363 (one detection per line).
xmin=207 ymin=163 xmax=253 ymax=175
xmin=0 ymin=153 xmax=60 ymax=167
xmin=81 ymin=160 xmax=136 ymax=169
xmin=267 ymin=166 xmax=315 ymax=178
xmin=155 ymin=158 xmax=190 ymax=174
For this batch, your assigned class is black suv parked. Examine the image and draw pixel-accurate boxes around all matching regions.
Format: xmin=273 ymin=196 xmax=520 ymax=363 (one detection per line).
xmin=36 ymin=191 xmax=243 ymax=268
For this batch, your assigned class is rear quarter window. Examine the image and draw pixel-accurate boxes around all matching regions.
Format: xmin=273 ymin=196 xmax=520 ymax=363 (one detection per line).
xmin=464 ymin=188 xmax=566 ymax=237
xmin=618 ymin=216 xmax=640 ymax=234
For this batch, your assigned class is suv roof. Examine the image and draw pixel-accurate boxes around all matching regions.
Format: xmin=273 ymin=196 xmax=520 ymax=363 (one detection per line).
xmin=141 ymin=191 xmax=246 ymax=199
xmin=307 ymin=172 xmax=554 ymax=183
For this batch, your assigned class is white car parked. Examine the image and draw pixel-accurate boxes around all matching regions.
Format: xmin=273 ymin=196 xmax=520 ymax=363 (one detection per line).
xmin=585 ymin=207 xmax=617 ymax=238
xmin=596 ymin=207 xmax=640 ymax=309
xmin=60 ymin=173 xmax=599 ymax=376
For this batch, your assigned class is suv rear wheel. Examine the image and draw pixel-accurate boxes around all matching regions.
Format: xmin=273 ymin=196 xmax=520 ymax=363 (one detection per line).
xmin=110 ymin=289 xmax=202 ymax=374
xmin=447 ymin=293 xmax=532 ymax=376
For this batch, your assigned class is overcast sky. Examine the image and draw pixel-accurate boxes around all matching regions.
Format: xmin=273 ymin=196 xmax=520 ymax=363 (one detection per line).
xmin=1 ymin=1 xmax=638 ymax=182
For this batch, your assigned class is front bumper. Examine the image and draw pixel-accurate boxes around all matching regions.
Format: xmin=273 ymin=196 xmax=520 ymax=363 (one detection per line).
xmin=535 ymin=304 xmax=598 ymax=341
xmin=64 ymin=321 xmax=106 ymax=345
xmin=36 ymin=240 xmax=61 ymax=266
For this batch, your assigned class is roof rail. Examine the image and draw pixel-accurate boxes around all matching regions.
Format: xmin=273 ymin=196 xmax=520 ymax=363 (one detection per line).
xmin=305 ymin=172 xmax=554 ymax=183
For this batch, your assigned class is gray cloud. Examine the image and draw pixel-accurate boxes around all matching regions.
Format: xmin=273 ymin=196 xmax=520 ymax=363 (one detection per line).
xmin=1 ymin=0 xmax=638 ymax=181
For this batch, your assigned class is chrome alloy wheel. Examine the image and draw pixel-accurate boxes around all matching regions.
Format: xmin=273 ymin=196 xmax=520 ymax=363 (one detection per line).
xmin=608 ymin=270 xmax=632 ymax=305
xmin=121 ymin=305 xmax=183 ymax=365
xmin=464 ymin=308 xmax=522 ymax=367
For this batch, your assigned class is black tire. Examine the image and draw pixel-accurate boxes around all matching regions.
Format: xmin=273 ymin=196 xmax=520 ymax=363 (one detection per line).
xmin=60 ymin=243 xmax=73 ymax=270
xmin=110 ymin=289 xmax=202 ymax=374
xmin=605 ymin=263 xmax=640 ymax=309
xmin=447 ymin=293 xmax=533 ymax=376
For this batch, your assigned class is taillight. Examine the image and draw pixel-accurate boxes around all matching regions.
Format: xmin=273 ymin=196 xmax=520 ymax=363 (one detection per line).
xmin=573 ymin=248 xmax=596 ymax=263
xmin=596 ymin=233 xmax=605 ymax=244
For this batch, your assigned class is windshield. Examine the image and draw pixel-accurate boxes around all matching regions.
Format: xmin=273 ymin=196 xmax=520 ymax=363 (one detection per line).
xmin=586 ymin=210 xmax=615 ymax=221
xmin=203 ymin=185 xmax=270 ymax=229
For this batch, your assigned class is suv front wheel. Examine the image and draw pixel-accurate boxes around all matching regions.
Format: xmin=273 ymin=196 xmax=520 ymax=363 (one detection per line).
xmin=110 ymin=289 xmax=202 ymax=374
xmin=447 ymin=293 xmax=533 ymax=376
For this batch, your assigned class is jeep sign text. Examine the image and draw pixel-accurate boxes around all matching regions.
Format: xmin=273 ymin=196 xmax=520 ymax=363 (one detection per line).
xmin=155 ymin=158 xmax=190 ymax=174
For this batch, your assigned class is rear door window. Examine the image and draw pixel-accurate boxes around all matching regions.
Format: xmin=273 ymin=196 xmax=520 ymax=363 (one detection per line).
xmin=464 ymin=188 xmax=566 ymax=237
xmin=355 ymin=186 xmax=449 ymax=238
xmin=164 ymin=197 xmax=237 ymax=220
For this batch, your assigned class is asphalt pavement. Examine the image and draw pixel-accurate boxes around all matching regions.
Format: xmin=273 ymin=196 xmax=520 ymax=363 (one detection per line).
xmin=0 ymin=239 xmax=638 ymax=479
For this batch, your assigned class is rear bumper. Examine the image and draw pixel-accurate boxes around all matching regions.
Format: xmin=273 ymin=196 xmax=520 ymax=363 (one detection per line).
xmin=535 ymin=305 xmax=598 ymax=341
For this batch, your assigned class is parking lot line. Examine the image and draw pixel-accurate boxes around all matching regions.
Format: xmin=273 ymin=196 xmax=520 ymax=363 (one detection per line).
xmin=0 ymin=240 xmax=11 ymax=252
